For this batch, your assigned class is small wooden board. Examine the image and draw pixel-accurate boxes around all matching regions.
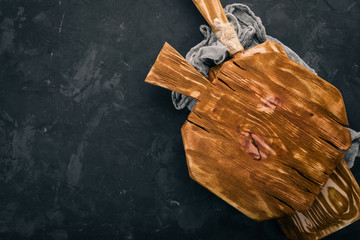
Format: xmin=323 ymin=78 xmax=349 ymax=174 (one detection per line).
xmin=145 ymin=41 xmax=352 ymax=221
xmin=278 ymin=158 xmax=360 ymax=240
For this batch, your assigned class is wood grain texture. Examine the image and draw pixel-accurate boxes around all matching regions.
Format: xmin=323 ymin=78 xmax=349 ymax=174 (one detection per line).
xmin=145 ymin=42 xmax=211 ymax=101
xmin=145 ymin=41 xmax=352 ymax=221
xmin=278 ymin=158 xmax=360 ymax=240
xmin=192 ymin=0 xmax=228 ymax=32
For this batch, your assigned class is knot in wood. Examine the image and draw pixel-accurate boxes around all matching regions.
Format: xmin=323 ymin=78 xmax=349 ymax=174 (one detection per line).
xmin=260 ymin=96 xmax=280 ymax=112
xmin=237 ymin=128 xmax=270 ymax=160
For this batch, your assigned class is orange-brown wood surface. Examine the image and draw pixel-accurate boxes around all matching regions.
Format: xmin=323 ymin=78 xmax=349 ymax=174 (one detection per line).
xmin=278 ymin=158 xmax=360 ymax=240
xmin=192 ymin=0 xmax=228 ymax=32
xmin=145 ymin=41 xmax=352 ymax=221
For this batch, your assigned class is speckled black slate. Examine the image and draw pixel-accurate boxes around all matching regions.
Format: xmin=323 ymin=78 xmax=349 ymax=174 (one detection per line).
xmin=0 ymin=0 xmax=359 ymax=239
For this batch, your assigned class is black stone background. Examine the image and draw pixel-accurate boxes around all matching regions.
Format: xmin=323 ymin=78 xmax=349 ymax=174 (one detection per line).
xmin=0 ymin=0 xmax=359 ymax=239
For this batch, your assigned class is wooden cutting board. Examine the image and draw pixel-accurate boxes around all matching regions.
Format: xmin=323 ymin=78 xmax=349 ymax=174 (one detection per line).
xmin=144 ymin=0 xmax=352 ymax=221
xmin=278 ymin=158 xmax=360 ymax=240
xmin=145 ymin=40 xmax=351 ymax=221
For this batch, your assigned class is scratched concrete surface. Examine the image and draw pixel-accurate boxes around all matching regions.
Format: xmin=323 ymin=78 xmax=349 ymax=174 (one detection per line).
xmin=0 ymin=0 xmax=359 ymax=239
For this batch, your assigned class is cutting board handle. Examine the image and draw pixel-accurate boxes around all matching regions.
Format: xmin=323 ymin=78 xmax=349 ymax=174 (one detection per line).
xmin=145 ymin=42 xmax=211 ymax=101
xmin=192 ymin=0 xmax=244 ymax=55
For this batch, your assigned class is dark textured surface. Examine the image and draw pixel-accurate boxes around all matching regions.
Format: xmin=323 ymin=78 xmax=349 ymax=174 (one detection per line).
xmin=0 ymin=0 xmax=359 ymax=239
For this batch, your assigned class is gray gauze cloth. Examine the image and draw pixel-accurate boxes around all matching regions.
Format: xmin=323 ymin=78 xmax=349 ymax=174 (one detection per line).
xmin=171 ymin=3 xmax=360 ymax=168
